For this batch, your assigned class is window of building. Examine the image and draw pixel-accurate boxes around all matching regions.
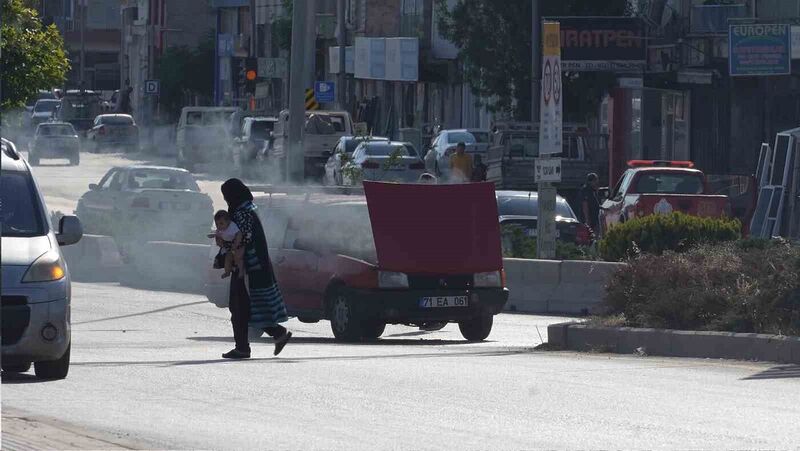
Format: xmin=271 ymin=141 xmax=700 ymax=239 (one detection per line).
xmin=758 ymin=0 xmax=800 ymax=17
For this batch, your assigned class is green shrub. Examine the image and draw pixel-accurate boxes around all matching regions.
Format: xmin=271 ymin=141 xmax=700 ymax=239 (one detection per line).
xmin=598 ymin=212 xmax=741 ymax=261
xmin=604 ymin=239 xmax=800 ymax=336
xmin=501 ymin=224 xmax=597 ymax=261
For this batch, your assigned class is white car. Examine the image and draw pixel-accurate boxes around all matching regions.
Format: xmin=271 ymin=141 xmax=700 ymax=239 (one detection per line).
xmin=424 ymin=129 xmax=484 ymax=179
xmin=75 ymin=165 xmax=213 ymax=244
xmin=342 ymin=141 xmax=426 ymax=185
xmin=29 ymin=122 xmax=81 ymax=166
xmin=323 ymin=136 xmax=389 ymax=186
xmin=2 ymin=138 xmax=83 ymax=379
xmin=29 ymin=98 xmax=59 ymax=129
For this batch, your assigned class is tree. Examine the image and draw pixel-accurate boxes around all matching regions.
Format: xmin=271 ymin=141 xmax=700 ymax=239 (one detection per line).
xmin=156 ymin=33 xmax=215 ymax=119
xmin=436 ymin=0 xmax=629 ymax=121
xmin=1 ymin=0 xmax=70 ymax=110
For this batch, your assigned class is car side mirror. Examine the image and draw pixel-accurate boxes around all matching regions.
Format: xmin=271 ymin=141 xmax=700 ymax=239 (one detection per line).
xmin=89 ymin=183 xmax=99 ymax=191
xmin=599 ymin=187 xmax=610 ymax=201
xmin=322 ymin=150 xmax=333 ymax=158
xmin=57 ymin=215 xmax=83 ymax=246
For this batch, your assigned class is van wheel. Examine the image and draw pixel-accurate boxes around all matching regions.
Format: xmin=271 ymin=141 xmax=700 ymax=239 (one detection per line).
xmin=329 ymin=290 xmax=363 ymax=342
xmin=361 ymin=322 xmax=386 ymax=340
xmin=34 ymin=344 xmax=70 ymax=380
xmin=2 ymin=362 xmax=31 ymax=373
xmin=458 ymin=315 xmax=493 ymax=342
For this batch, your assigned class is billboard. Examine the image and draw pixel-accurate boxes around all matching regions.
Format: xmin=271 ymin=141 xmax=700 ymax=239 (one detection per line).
xmin=729 ymin=24 xmax=791 ymax=77
xmin=355 ymin=37 xmax=419 ymax=81
xmin=552 ymin=17 xmax=646 ymax=72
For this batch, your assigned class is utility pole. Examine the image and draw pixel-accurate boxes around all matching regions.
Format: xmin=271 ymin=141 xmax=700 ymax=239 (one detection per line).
xmin=79 ymin=0 xmax=86 ymax=89
xmin=336 ymin=0 xmax=346 ymax=109
xmin=531 ymin=0 xmax=541 ymax=123
xmin=288 ymin=0 xmax=309 ymax=182
xmin=304 ymin=0 xmax=317 ymax=89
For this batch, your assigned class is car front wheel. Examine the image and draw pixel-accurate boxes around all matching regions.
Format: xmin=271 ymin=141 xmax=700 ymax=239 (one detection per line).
xmin=2 ymin=362 xmax=31 ymax=373
xmin=34 ymin=344 xmax=70 ymax=380
xmin=329 ymin=290 xmax=363 ymax=342
xmin=458 ymin=315 xmax=493 ymax=342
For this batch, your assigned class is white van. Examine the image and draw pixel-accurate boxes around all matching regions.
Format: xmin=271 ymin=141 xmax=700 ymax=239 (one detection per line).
xmin=271 ymin=110 xmax=354 ymax=179
xmin=176 ymin=107 xmax=239 ymax=171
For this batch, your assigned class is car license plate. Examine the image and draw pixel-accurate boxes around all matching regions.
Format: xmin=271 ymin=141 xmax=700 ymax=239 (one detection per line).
xmin=159 ymin=201 xmax=191 ymax=211
xmin=419 ymin=296 xmax=469 ymax=308
xmin=526 ymin=228 xmax=560 ymax=238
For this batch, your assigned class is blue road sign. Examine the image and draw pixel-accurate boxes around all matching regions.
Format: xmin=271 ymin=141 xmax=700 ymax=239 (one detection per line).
xmin=729 ymin=24 xmax=791 ymax=77
xmin=314 ymin=81 xmax=335 ymax=103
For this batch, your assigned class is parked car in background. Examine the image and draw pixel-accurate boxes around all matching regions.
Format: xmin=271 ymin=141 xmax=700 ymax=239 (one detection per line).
xmin=324 ymin=136 xmax=389 ymax=186
xmin=341 ymin=141 xmax=425 ymax=185
xmin=496 ymin=190 xmax=594 ymax=250
xmin=28 ymin=122 xmax=81 ymax=166
xmin=55 ymin=90 xmax=104 ymax=136
xmin=86 ymin=114 xmax=139 ymax=153
xmin=2 ymin=138 xmax=83 ymax=380
xmin=75 ymin=165 xmax=213 ymax=245
xmin=424 ymin=129 xmax=482 ymax=178
xmin=599 ymin=160 xmax=731 ymax=236
xmin=29 ymin=99 xmax=60 ymax=130
xmin=271 ymin=110 xmax=354 ymax=180
xmin=176 ymin=107 xmax=238 ymax=171
xmin=233 ymin=116 xmax=278 ymax=175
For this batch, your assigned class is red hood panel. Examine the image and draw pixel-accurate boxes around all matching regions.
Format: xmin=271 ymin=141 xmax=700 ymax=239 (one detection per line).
xmin=363 ymin=181 xmax=503 ymax=275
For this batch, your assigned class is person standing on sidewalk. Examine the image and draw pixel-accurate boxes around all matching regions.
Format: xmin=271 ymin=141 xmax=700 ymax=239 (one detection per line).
xmin=220 ymin=178 xmax=292 ymax=359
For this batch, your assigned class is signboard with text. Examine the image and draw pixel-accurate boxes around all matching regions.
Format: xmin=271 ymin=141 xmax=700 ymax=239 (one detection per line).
xmin=539 ymin=22 xmax=563 ymax=156
xmin=553 ymin=17 xmax=646 ymax=72
xmin=729 ymin=24 xmax=791 ymax=77
xmin=534 ymin=157 xmax=562 ymax=183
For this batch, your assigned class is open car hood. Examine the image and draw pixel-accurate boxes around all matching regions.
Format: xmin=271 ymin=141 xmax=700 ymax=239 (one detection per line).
xmin=363 ymin=181 xmax=503 ymax=275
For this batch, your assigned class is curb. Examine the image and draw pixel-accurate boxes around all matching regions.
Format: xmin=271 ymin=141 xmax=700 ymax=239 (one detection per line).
xmin=547 ymin=322 xmax=800 ymax=364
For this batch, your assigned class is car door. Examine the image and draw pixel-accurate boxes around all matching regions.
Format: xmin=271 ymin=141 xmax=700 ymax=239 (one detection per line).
xmin=601 ymin=170 xmax=634 ymax=230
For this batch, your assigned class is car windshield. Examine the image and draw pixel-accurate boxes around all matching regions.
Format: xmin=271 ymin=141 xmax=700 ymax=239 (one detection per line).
xmin=34 ymin=101 xmax=59 ymax=113
xmin=634 ymin=173 xmax=704 ymax=194
xmin=100 ymin=116 xmax=134 ymax=126
xmin=250 ymin=121 xmax=275 ymax=140
xmin=364 ymin=143 xmax=417 ymax=157
xmin=497 ymin=195 xmax=576 ymax=219
xmin=447 ymin=132 xmax=477 ymax=144
xmin=1 ymin=171 xmax=46 ymax=237
xmin=305 ymin=114 xmax=347 ymax=135
xmin=505 ymin=134 xmax=539 ymax=157
xmin=128 ymin=169 xmax=200 ymax=191
xmin=38 ymin=125 xmax=76 ymax=136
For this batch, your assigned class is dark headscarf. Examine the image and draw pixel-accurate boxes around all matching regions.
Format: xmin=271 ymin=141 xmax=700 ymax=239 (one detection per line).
xmin=221 ymin=178 xmax=253 ymax=211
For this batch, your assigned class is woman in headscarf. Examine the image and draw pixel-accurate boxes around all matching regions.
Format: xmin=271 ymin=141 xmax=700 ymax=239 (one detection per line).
xmin=220 ymin=178 xmax=291 ymax=359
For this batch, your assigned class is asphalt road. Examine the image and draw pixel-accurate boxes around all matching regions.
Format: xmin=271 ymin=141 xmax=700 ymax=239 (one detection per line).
xmin=3 ymin=283 xmax=800 ymax=449
xmin=4 ymin=149 xmax=800 ymax=449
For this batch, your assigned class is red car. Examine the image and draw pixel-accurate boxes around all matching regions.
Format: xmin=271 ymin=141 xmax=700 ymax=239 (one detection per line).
xmin=206 ymin=182 xmax=509 ymax=341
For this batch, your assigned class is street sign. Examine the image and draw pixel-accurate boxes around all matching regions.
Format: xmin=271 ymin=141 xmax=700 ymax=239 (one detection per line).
xmin=539 ymin=22 xmax=562 ymax=155
xmin=729 ymin=24 xmax=791 ymax=77
xmin=144 ymin=79 xmax=160 ymax=96
xmin=314 ymin=81 xmax=335 ymax=103
xmin=535 ymin=157 xmax=562 ymax=183
xmin=257 ymin=57 xmax=287 ymax=78
xmin=305 ymin=89 xmax=319 ymax=110
xmin=536 ymin=184 xmax=558 ymax=259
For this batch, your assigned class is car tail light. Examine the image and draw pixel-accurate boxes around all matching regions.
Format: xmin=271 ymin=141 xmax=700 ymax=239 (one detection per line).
xmin=131 ymin=197 xmax=150 ymax=208
xmin=361 ymin=161 xmax=380 ymax=169
xmin=474 ymin=271 xmax=503 ymax=288
xmin=575 ymin=223 xmax=593 ymax=246
xmin=409 ymin=162 xmax=425 ymax=170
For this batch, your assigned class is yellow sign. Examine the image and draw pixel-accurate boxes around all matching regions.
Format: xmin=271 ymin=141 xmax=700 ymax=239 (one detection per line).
xmin=543 ymin=22 xmax=561 ymax=57
xmin=305 ymin=88 xmax=319 ymax=110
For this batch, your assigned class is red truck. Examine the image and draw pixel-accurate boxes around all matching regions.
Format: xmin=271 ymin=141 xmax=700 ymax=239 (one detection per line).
xmin=599 ymin=160 xmax=731 ymax=235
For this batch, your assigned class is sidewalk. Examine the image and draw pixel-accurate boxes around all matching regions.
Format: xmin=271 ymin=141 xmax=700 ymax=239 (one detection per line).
xmin=2 ymin=409 xmax=153 ymax=450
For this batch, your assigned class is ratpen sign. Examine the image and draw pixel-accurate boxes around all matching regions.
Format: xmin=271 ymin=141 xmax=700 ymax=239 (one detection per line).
xmin=552 ymin=17 xmax=646 ymax=73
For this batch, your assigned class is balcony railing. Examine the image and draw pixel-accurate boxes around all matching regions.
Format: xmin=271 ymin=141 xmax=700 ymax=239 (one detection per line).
xmin=690 ymin=4 xmax=750 ymax=34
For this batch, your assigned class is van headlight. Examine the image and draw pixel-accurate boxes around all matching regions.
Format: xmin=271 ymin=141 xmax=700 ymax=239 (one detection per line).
xmin=23 ymin=251 xmax=66 ymax=283
xmin=378 ymin=271 xmax=409 ymax=289
xmin=474 ymin=271 xmax=503 ymax=288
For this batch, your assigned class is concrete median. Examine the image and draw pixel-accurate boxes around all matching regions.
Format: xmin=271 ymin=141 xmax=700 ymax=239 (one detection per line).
xmin=61 ymin=234 xmax=123 ymax=282
xmin=123 ymin=241 xmax=210 ymax=293
xmin=502 ymin=258 xmax=626 ymax=315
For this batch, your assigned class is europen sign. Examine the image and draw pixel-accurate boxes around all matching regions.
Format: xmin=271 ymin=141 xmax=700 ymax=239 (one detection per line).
xmin=729 ymin=24 xmax=791 ymax=77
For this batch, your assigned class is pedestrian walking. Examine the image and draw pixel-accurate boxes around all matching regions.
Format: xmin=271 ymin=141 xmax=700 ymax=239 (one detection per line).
xmin=471 ymin=154 xmax=488 ymax=182
xmin=220 ymin=178 xmax=292 ymax=359
xmin=578 ymin=173 xmax=601 ymax=232
xmin=449 ymin=142 xmax=473 ymax=183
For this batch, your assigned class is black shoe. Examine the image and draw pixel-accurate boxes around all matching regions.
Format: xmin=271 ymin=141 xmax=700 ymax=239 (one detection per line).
xmin=222 ymin=349 xmax=250 ymax=359
xmin=274 ymin=331 xmax=292 ymax=356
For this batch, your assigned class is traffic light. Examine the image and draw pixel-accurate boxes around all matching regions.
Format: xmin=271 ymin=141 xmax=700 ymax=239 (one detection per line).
xmin=244 ymin=58 xmax=258 ymax=95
